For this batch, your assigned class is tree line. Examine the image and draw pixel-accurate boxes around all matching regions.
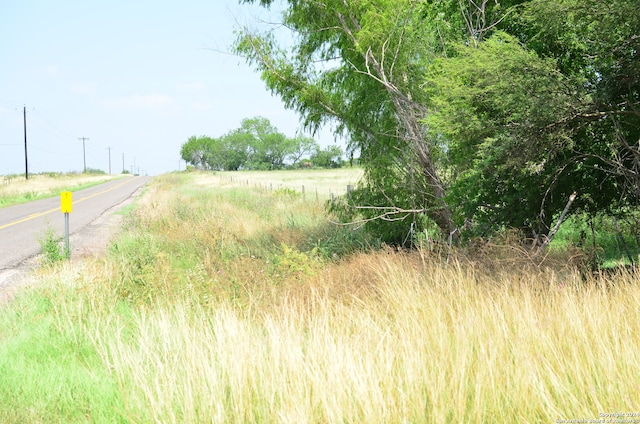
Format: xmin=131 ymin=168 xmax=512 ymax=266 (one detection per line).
xmin=180 ymin=117 xmax=344 ymax=171
xmin=234 ymin=0 xmax=639 ymax=245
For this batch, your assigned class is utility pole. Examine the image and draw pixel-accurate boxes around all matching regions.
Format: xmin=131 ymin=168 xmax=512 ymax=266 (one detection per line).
xmin=79 ymin=137 xmax=89 ymax=173
xmin=23 ymin=106 xmax=29 ymax=180
xmin=106 ymin=147 xmax=113 ymax=174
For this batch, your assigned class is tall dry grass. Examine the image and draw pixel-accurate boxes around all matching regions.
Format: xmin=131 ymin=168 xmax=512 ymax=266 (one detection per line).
xmin=3 ymin=171 xmax=639 ymax=423
xmin=48 ymin=251 xmax=639 ymax=423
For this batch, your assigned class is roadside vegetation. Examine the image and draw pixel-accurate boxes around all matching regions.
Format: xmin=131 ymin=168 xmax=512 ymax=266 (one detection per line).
xmin=0 ymin=171 xmax=124 ymax=208
xmin=1 ymin=171 xmax=638 ymax=423
xmin=236 ymin=0 xmax=640 ymax=253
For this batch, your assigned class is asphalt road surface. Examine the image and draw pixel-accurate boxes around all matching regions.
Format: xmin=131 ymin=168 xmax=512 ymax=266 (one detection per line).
xmin=0 ymin=176 xmax=151 ymax=271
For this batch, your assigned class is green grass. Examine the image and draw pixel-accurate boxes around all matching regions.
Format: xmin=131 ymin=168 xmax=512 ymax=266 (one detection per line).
xmin=0 ymin=295 xmax=126 ymax=423
xmin=551 ymin=213 xmax=640 ymax=268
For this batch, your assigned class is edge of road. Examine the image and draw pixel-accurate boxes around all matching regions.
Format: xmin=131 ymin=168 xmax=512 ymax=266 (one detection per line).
xmin=0 ymin=177 xmax=152 ymax=305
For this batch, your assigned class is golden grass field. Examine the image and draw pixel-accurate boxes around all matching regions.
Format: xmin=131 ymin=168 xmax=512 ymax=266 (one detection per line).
xmin=1 ymin=170 xmax=638 ymax=423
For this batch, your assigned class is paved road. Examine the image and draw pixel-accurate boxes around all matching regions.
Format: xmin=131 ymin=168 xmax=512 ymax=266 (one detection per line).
xmin=0 ymin=176 xmax=152 ymax=270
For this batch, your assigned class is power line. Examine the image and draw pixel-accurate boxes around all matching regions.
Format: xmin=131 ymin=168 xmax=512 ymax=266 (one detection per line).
xmin=29 ymin=110 xmax=76 ymax=141
xmin=28 ymin=144 xmax=62 ymax=155
xmin=0 ymin=98 xmax=24 ymax=109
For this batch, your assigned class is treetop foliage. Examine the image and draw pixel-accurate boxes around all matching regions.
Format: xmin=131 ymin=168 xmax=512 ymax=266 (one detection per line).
xmin=180 ymin=116 xmax=344 ymax=171
xmin=236 ymin=0 xmax=640 ymax=245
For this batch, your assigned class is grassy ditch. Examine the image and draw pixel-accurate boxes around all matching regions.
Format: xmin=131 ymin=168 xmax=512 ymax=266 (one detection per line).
xmin=0 ymin=171 xmax=638 ymax=422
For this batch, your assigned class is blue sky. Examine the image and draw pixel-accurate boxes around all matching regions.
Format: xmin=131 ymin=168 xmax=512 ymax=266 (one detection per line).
xmin=0 ymin=1 xmax=335 ymax=176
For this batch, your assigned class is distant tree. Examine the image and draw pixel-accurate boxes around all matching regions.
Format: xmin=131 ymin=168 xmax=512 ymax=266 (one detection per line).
xmin=180 ymin=136 xmax=214 ymax=169
xmin=311 ymin=145 xmax=343 ymax=168
xmin=218 ymin=131 xmax=251 ymax=170
xmin=180 ymin=118 xmax=324 ymax=171
xmin=288 ymin=135 xmax=319 ymax=167
xmin=233 ymin=117 xmax=298 ymax=170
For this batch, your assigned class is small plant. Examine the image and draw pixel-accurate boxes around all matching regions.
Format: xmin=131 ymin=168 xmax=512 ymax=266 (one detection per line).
xmin=274 ymin=187 xmax=301 ymax=198
xmin=272 ymin=243 xmax=322 ymax=279
xmin=39 ymin=226 xmax=67 ymax=265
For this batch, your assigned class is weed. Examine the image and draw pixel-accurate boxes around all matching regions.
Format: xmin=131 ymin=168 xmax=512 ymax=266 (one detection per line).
xmin=39 ymin=226 xmax=67 ymax=265
xmin=274 ymin=187 xmax=300 ymax=197
xmin=272 ymin=243 xmax=323 ymax=279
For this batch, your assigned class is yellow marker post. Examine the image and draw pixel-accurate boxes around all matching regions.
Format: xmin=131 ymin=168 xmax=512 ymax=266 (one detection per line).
xmin=61 ymin=191 xmax=72 ymax=258
xmin=61 ymin=191 xmax=73 ymax=213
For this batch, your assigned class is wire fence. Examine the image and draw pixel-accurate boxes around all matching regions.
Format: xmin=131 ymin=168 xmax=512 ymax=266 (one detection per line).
xmin=2 ymin=176 xmax=16 ymax=185
xmin=222 ymin=175 xmax=355 ymax=203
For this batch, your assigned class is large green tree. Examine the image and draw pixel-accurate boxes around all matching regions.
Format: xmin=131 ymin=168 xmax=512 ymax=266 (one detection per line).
xmin=515 ymin=0 xmax=640 ymax=206
xmin=424 ymin=33 xmax=589 ymax=237
xmin=424 ymin=0 xmax=640 ymax=239
xmin=236 ymin=0 xmax=640 ymax=244
xmin=236 ymin=0 xmax=461 ymax=239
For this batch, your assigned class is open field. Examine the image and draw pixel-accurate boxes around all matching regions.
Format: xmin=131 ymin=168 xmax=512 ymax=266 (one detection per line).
xmin=0 ymin=173 xmax=125 ymax=208
xmin=0 ymin=171 xmax=638 ymax=423
xmin=218 ymin=167 xmax=364 ymax=199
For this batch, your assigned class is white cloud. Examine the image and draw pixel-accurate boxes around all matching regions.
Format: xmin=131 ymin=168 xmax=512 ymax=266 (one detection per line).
xmin=104 ymin=93 xmax=175 ymax=109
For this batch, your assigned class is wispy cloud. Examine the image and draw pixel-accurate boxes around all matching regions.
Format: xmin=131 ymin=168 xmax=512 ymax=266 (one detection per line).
xmin=104 ymin=93 xmax=175 ymax=109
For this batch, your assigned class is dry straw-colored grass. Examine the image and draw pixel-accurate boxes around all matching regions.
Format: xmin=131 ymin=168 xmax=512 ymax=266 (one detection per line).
xmin=0 ymin=173 xmax=121 ymax=198
xmin=56 ymin=252 xmax=639 ymax=423
xmin=213 ymin=167 xmax=364 ymax=199
xmin=16 ymin=172 xmax=640 ymax=423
